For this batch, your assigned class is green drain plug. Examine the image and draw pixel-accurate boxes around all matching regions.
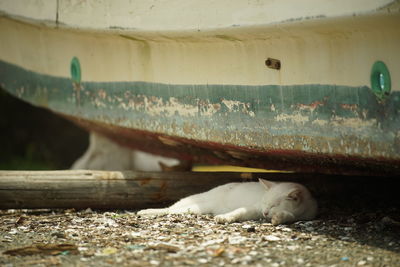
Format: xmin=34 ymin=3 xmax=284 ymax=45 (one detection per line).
xmin=370 ymin=61 xmax=391 ymax=100
xmin=70 ymin=57 xmax=81 ymax=83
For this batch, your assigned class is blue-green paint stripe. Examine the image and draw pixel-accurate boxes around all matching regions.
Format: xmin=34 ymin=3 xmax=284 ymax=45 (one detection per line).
xmin=1 ymin=60 xmax=400 ymax=155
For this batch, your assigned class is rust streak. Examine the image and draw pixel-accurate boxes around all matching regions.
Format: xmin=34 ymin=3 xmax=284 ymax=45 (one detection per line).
xmin=152 ymin=181 xmax=168 ymax=202
xmin=139 ymin=178 xmax=152 ymax=186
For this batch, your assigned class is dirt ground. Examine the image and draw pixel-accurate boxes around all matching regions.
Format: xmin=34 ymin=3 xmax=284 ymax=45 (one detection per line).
xmin=1 ymin=178 xmax=400 ymax=267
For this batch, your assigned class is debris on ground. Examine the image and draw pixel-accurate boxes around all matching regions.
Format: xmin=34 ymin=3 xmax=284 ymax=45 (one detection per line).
xmin=1 ymin=206 xmax=399 ymax=266
xmin=3 ymin=243 xmax=78 ymax=256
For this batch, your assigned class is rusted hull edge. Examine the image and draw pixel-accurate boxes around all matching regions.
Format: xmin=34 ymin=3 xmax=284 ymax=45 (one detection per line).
xmin=64 ymin=115 xmax=400 ymax=176
xmin=1 ymin=60 xmax=400 ymax=175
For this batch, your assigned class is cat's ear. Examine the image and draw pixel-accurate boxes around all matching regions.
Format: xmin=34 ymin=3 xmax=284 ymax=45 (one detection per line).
xmin=258 ymin=179 xmax=275 ymax=190
xmin=287 ymin=189 xmax=302 ymax=202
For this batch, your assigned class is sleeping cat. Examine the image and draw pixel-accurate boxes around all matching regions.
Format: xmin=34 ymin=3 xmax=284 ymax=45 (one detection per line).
xmin=137 ymin=179 xmax=317 ymax=225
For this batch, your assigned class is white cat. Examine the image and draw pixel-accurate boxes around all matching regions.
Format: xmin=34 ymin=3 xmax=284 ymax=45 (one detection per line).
xmin=137 ymin=179 xmax=317 ymax=225
xmin=71 ymin=132 xmax=180 ymax=171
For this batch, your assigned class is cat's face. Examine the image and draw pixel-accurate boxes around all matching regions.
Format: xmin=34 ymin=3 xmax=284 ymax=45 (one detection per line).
xmin=258 ymin=179 xmax=306 ymax=219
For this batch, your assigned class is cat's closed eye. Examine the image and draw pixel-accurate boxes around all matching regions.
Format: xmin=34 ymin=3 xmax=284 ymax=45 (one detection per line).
xmin=268 ymin=202 xmax=279 ymax=209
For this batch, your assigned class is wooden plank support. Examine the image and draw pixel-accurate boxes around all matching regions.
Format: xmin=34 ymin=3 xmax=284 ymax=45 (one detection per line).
xmin=0 ymin=170 xmax=396 ymax=210
xmin=0 ymin=170 xmax=258 ymax=210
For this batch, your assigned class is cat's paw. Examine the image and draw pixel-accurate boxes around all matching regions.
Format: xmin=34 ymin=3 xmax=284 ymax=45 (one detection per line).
xmin=271 ymin=214 xmax=284 ymax=225
xmin=137 ymin=208 xmax=167 ymax=216
xmin=215 ymin=214 xmax=236 ymax=224
xmin=136 ymin=209 xmax=155 ymax=216
xmin=271 ymin=211 xmax=295 ymax=225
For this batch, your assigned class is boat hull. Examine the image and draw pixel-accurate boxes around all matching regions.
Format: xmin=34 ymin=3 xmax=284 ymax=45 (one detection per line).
xmin=1 ymin=1 xmax=400 ymax=175
xmin=2 ymin=60 xmax=400 ymax=175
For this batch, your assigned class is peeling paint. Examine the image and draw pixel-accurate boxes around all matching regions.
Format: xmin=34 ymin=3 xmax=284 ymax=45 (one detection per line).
xmin=331 ymin=117 xmax=377 ymax=129
xmin=275 ymin=112 xmax=309 ymax=124
xmin=2 ymin=60 xmax=400 ymax=174
xmin=118 ymin=95 xmax=199 ymax=117
xmin=98 ymin=89 xmax=107 ymax=99
xmin=198 ymin=100 xmax=221 ymax=117
xmin=312 ymin=119 xmax=329 ymax=126
xmin=222 ymin=99 xmax=255 ymax=117
xmin=297 ymin=100 xmax=325 ymax=113
xmin=340 ymin=103 xmax=358 ymax=112
xmin=117 ymin=94 xmax=255 ymax=118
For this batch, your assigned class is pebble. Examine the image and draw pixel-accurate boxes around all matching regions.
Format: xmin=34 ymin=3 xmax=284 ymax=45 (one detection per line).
xmin=82 ymin=208 xmax=93 ymax=214
xmin=228 ymin=235 xmax=247 ymax=244
xmin=198 ymin=258 xmax=208 ymax=264
xmin=201 ymin=238 xmax=225 ymax=247
xmin=264 ymin=235 xmax=281 ymax=241
xmin=8 ymin=229 xmax=18 ymax=235
xmin=130 ymin=231 xmax=142 ymax=237
xmin=102 ymin=218 xmax=118 ymax=227
xmin=249 ymin=251 xmax=258 ymax=256
xmin=51 ymin=231 xmax=66 ymax=238
xmin=231 ymin=258 xmax=240 ymax=264
xmin=3 ymin=236 xmax=12 ymax=242
xmin=241 ymin=255 xmax=252 ymax=263
xmin=242 ymin=224 xmax=252 ymax=229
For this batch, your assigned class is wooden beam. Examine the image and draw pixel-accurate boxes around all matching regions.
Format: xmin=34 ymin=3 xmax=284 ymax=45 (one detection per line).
xmin=0 ymin=170 xmax=255 ymax=209
xmin=0 ymin=170 xmax=395 ymax=210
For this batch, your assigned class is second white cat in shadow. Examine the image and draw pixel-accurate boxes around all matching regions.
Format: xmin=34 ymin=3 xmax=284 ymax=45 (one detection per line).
xmin=137 ymin=179 xmax=317 ymax=225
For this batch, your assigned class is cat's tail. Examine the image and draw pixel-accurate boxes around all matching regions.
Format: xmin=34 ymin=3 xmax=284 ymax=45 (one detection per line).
xmin=137 ymin=208 xmax=169 ymax=216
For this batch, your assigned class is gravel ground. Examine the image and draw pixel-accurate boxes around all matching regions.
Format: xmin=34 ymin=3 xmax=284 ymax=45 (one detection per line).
xmin=1 ymin=208 xmax=399 ymax=266
xmin=1 ymin=178 xmax=400 ymax=267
